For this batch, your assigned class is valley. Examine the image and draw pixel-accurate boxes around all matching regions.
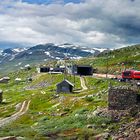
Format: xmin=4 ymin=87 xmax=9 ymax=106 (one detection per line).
xmin=0 ymin=45 xmax=140 ymax=139
xmin=0 ymin=0 xmax=140 ymax=139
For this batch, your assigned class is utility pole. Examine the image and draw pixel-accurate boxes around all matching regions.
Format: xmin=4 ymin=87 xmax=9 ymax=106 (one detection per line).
xmin=64 ymin=56 xmax=67 ymax=80
xmin=73 ymin=65 xmax=76 ymax=89
xmin=71 ymin=61 xmax=76 ymax=89
xmin=106 ymin=49 xmax=109 ymax=78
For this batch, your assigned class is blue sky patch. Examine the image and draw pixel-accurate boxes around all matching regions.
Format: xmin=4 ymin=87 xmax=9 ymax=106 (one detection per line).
xmin=22 ymin=0 xmax=82 ymax=4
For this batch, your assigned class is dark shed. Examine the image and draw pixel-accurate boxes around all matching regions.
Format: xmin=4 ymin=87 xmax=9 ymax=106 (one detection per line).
xmin=40 ymin=67 xmax=50 ymax=73
xmin=56 ymin=80 xmax=74 ymax=93
xmin=73 ymin=65 xmax=93 ymax=76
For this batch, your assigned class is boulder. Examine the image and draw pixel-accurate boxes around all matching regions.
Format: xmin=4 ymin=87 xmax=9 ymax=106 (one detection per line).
xmin=15 ymin=78 xmax=22 ymax=83
xmin=135 ymin=128 xmax=140 ymax=135
xmin=0 ymin=77 xmax=10 ymax=83
xmin=87 ymin=124 xmax=94 ymax=129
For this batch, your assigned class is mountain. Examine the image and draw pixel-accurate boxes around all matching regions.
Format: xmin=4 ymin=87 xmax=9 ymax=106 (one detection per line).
xmin=0 ymin=43 xmax=107 ymax=74
xmin=0 ymin=43 xmax=106 ymax=62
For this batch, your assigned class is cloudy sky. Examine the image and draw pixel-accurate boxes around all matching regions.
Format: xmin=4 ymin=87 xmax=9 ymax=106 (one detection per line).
xmin=0 ymin=0 xmax=139 ymax=49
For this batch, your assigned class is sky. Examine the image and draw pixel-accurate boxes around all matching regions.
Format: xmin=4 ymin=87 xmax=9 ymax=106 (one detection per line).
xmin=22 ymin=0 xmax=82 ymax=4
xmin=0 ymin=0 xmax=139 ymax=49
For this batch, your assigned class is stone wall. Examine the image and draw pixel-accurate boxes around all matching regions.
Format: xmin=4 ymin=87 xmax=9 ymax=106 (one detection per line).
xmin=108 ymin=87 xmax=139 ymax=110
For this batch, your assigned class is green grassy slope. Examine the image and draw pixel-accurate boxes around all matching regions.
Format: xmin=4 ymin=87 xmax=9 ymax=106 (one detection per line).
xmin=73 ymin=44 xmax=140 ymax=74
xmin=0 ymin=44 xmax=139 ymax=139
xmin=0 ymin=67 xmax=130 ymax=139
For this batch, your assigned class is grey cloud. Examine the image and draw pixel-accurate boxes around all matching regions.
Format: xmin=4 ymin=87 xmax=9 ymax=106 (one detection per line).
xmin=0 ymin=0 xmax=140 ymax=49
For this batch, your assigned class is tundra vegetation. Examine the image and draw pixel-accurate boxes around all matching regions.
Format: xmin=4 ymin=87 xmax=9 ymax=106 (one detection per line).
xmin=0 ymin=45 xmax=139 ymax=139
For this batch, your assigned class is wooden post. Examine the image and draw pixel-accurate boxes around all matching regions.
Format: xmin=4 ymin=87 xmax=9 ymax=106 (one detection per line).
xmin=0 ymin=90 xmax=3 ymax=103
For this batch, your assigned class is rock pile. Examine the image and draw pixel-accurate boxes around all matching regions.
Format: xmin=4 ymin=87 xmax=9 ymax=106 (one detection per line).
xmin=112 ymin=118 xmax=140 ymax=140
xmin=25 ymin=81 xmax=50 ymax=90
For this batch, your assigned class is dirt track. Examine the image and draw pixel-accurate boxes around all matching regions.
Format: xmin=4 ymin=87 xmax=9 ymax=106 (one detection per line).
xmin=93 ymin=73 xmax=121 ymax=79
xmin=0 ymin=100 xmax=30 ymax=128
xmin=80 ymin=77 xmax=88 ymax=90
xmin=74 ymin=76 xmax=88 ymax=93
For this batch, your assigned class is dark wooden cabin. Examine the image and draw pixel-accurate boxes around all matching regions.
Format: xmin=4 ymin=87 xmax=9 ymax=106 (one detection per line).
xmin=56 ymin=80 xmax=74 ymax=93
xmin=73 ymin=65 xmax=93 ymax=76
xmin=40 ymin=67 xmax=50 ymax=73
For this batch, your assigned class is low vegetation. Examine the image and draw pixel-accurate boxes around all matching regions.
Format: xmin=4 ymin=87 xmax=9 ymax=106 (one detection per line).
xmin=0 ymin=45 xmax=139 ymax=139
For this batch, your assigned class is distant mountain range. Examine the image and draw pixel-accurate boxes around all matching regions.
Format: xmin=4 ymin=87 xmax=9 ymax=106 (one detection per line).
xmin=0 ymin=43 xmax=106 ymax=62
xmin=0 ymin=43 xmax=107 ymax=74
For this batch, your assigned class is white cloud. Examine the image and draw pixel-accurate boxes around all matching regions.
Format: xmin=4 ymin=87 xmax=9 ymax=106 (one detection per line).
xmin=0 ymin=0 xmax=140 ymax=48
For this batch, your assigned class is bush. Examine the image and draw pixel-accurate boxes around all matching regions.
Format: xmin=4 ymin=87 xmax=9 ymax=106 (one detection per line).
xmin=85 ymin=96 xmax=94 ymax=102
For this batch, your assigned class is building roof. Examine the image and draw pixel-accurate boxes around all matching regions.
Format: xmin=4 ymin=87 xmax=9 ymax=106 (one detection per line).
xmin=57 ymin=79 xmax=74 ymax=87
xmin=77 ymin=65 xmax=92 ymax=68
xmin=49 ymin=72 xmax=62 ymax=74
xmin=40 ymin=66 xmax=50 ymax=68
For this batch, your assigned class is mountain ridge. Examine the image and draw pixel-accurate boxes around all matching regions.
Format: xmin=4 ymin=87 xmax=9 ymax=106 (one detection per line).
xmin=0 ymin=43 xmax=107 ymax=74
xmin=0 ymin=43 xmax=107 ymax=64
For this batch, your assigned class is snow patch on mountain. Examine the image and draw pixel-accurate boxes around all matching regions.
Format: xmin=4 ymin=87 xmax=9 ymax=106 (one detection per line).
xmin=44 ymin=51 xmax=50 ymax=56
xmin=13 ymin=48 xmax=28 ymax=53
xmin=0 ymin=50 xmax=3 ymax=55
xmin=70 ymin=56 xmax=82 ymax=59
xmin=28 ymin=52 xmax=33 ymax=55
xmin=92 ymin=48 xmax=106 ymax=52
xmin=59 ymin=43 xmax=75 ymax=48
xmin=83 ymin=49 xmax=95 ymax=53
xmin=9 ymin=55 xmax=15 ymax=61
xmin=15 ymin=62 xmax=22 ymax=66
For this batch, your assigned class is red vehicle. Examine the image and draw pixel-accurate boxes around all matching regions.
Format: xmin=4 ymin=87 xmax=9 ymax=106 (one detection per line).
xmin=122 ymin=70 xmax=140 ymax=80
xmin=133 ymin=71 xmax=140 ymax=79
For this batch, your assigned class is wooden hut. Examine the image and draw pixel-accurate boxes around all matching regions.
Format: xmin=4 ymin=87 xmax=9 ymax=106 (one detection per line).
xmin=56 ymin=80 xmax=74 ymax=93
xmin=72 ymin=65 xmax=93 ymax=76
xmin=40 ymin=67 xmax=50 ymax=73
